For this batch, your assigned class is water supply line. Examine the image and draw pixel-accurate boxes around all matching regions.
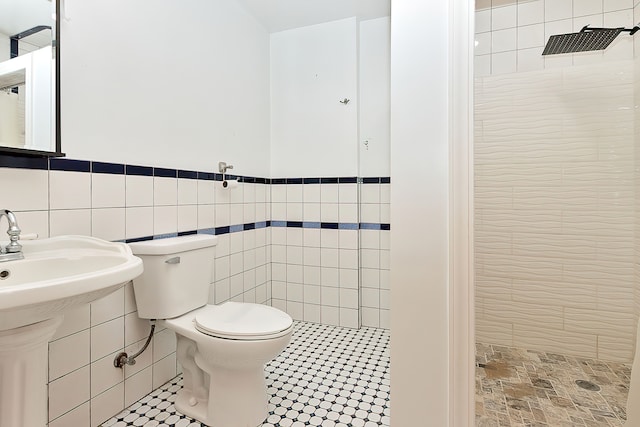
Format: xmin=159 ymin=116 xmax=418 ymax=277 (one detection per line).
xmin=113 ymin=320 xmax=156 ymax=368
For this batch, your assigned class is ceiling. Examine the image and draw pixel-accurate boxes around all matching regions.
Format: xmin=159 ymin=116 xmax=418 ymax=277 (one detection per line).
xmin=235 ymin=0 xmax=391 ymax=33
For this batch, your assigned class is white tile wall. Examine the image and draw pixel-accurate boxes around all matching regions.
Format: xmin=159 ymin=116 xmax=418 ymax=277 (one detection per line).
xmin=269 ymin=180 xmax=390 ymax=330
xmin=475 ymin=60 xmax=636 ymax=361
xmin=360 ymin=180 xmax=390 ymax=330
xmin=0 ymin=162 xmax=275 ymax=426
xmin=475 ymin=0 xmax=636 ymax=76
xmin=270 ymin=181 xmax=365 ymax=328
xmin=0 ymin=159 xmax=392 ymax=424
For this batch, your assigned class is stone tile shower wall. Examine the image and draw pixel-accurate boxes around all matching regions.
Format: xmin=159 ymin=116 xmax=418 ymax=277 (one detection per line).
xmin=0 ymin=157 xmax=271 ymax=427
xmin=475 ymin=0 xmax=636 ymax=77
xmin=474 ymin=60 xmax=636 ymax=362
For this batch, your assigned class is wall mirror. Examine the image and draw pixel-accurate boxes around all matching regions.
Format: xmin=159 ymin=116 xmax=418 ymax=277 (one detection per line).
xmin=0 ymin=0 xmax=61 ymax=156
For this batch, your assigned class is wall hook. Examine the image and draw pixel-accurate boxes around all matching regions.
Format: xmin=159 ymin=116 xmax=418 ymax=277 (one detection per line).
xmin=339 ymin=98 xmax=350 ymax=105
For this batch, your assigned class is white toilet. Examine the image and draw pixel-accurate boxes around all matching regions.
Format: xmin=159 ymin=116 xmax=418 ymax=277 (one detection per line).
xmin=128 ymin=234 xmax=293 ymax=427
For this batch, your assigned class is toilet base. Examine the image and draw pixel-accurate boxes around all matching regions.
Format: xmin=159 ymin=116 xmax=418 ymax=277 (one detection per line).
xmin=163 ymin=307 xmax=293 ymax=427
xmin=175 ymin=363 xmax=268 ymax=427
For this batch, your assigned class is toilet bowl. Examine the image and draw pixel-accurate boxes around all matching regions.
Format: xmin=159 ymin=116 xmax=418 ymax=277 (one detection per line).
xmin=128 ymin=235 xmax=293 ymax=427
xmin=165 ymin=303 xmax=293 ymax=427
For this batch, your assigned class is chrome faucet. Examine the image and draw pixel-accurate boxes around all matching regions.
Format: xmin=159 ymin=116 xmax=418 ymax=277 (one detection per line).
xmin=0 ymin=209 xmax=23 ymax=262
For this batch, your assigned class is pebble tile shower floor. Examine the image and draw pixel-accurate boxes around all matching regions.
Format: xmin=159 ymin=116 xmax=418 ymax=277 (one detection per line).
xmin=101 ymin=322 xmax=390 ymax=427
xmin=476 ymin=342 xmax=631 ymax=427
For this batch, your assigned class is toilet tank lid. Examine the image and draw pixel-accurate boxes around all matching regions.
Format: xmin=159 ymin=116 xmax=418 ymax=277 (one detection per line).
xmin=128 ymin=235 xmax=218 ymax=255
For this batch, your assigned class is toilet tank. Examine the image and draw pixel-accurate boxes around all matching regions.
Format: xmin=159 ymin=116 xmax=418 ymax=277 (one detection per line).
xmin=128 ymin=235 xmax=217 ymax=319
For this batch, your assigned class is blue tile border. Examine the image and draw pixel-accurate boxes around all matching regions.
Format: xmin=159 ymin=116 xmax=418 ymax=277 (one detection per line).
xmin=153 ymin=232 xmax=178 ymax=240
xmin=269 ymin=176 xmax=390 ymax=185
xmin=339 ymin=223 xmax=359 ymax=230
xmin=0 ymin=155 xmax=391 ymax=188
xmin=92 ymin=161 xmax=125 ymax=174
xmin=339 ymin=177 xmax=358 ymax=184
xmin=197 ymin=171 xmax=216 ymax=181
xmin=0 ymin=154 xmax=48 ymax=170
xmin=125 ymin=236 xmax=153 ymax=243
xmin=361 ymin=177 xmax=381 ymax=184
xmin=359 ymin=223 xmax=392 ymax=230
xmin=321 ymin=222 xmax=339 ymax=229
xmin=154 ymin=167 xmax=177 ymax=178
xmin=49 ymin=158 xmax=91 ymax=172
xmin=122 ymin=219 xmax=389 ymax=244
xmin=215 ymin=226 xmax=231 ymax=235
xmin=320 ymin=177 xmax=339 ymax=184
xmin=126 ymin=164 xmax=153 ymax=176
xmin=178 ymin=170 xmax=198 ymax=179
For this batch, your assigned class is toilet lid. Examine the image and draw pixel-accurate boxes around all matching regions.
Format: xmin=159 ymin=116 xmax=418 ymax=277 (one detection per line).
xmin=194 ymin=302 xmax=293 ymax=340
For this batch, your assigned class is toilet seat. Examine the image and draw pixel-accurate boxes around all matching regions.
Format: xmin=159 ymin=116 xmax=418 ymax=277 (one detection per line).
xmin=193 ymin=302 xmax=293 ymax=340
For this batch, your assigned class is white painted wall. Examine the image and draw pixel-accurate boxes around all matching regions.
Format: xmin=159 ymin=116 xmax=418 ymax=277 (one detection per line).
xmin=270 ymin=18 xmax=358 ymax=177
xmin=390 ymin=0 xmax=450 ymax=425
xmin=60 ymin=0 xmax=271 ymax=176
xmin=358 ymin=17 xmax=390 ymax=177
xmin=0 ymin=32 xmax=9 ymax=61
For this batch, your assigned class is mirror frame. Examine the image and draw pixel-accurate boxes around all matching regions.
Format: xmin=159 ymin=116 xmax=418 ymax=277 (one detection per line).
xmin=0 ymin=0 xmax=63 ymax=158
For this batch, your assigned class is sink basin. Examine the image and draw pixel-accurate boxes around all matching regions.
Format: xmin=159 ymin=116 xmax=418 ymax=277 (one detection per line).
xmin=0 ymin=235 xmax=143 ymax=426
xmin=0 ymin=235 xmax=143 ymax=331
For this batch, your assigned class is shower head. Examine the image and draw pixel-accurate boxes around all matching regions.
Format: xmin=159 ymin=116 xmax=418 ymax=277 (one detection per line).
xmin=542 ymin=25 xmax=639 ymax=55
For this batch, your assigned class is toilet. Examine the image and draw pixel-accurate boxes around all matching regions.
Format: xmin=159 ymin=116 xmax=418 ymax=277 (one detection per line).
xmin=128 ymin=234 xmax=293 ymax=427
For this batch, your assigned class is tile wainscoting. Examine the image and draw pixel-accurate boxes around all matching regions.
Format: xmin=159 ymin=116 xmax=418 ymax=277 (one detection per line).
xmin=0 ymin=154 xmax=390 ymax=426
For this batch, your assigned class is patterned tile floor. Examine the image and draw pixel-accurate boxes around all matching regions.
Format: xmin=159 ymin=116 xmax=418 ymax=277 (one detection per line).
xmin=476 ymin=342 xmax=632 ymax=427
xmin=101 ymin=321 xmax=390 ymax=427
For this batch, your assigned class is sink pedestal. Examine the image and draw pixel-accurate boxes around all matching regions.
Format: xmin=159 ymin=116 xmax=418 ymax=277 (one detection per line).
xmin=0 ymin=316 xmax=63 ymax=427
xmin=0 ymin=235 xmax=143 ymax=426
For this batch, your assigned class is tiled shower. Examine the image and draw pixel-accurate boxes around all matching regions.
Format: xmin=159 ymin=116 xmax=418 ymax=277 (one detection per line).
xmin=475 ymin=0 xmax=640 ymax=424
xmin=475 ymin=0 xmax=639 ymax=362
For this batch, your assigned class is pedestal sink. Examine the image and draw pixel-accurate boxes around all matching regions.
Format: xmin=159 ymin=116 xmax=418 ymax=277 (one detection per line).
xmin=0 ymin=235 xmax=143 ymax=427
